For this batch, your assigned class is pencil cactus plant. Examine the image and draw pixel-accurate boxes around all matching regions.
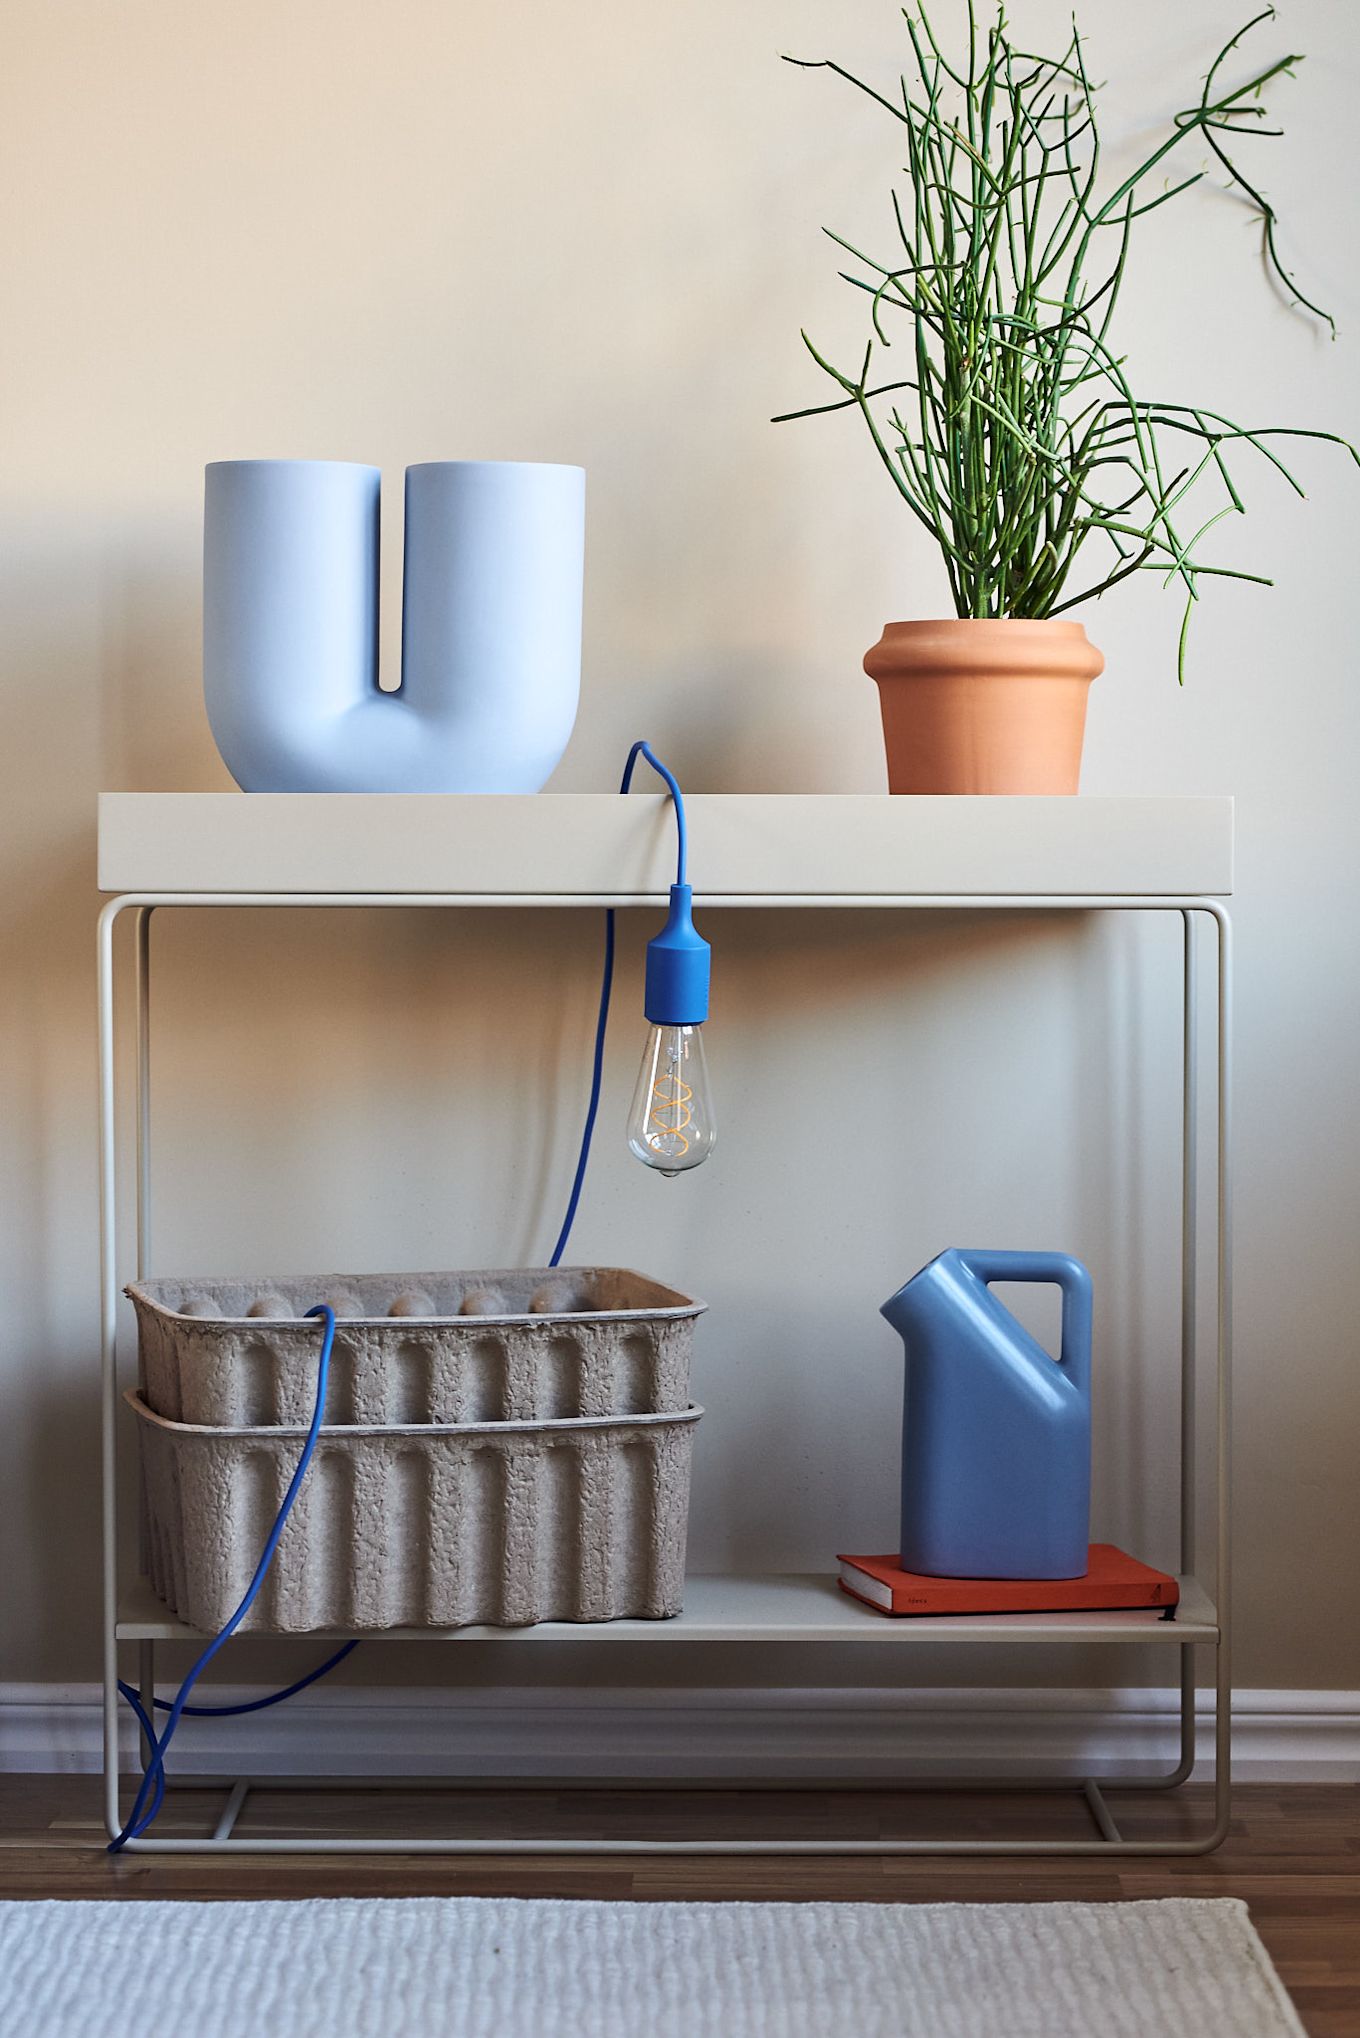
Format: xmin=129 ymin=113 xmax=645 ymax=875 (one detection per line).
xmin=777 ymin=5 xmax=1356 ymax=789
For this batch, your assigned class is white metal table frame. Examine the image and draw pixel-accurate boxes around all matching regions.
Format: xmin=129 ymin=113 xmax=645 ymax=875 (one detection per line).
xmin=97 ymin=888 xmax=1232 ymax=1855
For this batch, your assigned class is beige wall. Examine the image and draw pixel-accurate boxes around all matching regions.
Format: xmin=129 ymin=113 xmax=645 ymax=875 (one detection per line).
xmin=1 ymin=1 xmax=1356 ymax=1694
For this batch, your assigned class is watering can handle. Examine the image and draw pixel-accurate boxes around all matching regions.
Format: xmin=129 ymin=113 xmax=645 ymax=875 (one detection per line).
xmin=959 ymin=1250 xmax=1092 ymax=1393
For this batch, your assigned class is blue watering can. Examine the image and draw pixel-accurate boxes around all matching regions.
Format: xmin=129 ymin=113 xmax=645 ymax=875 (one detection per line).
xmin=881 ymin=1249 xmax=1093 ymax=1580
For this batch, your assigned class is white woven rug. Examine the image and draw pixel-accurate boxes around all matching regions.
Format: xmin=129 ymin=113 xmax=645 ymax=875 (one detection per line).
xmin=0 ymin=1895 xmax=1304 ymax=2037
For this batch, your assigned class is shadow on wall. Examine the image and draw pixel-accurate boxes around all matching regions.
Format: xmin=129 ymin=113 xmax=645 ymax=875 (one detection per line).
xmin=569 ymin=647 xmax=889 ymax=797
xmin=0 ymin=516 xmax=226 ymax=1678
xmin=97 ymin=513 xmax=232 ymax=795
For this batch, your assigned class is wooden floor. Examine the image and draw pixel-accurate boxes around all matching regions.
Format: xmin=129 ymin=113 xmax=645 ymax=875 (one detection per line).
xmin=2 ymin=1778 xmax=1356 ymax=2035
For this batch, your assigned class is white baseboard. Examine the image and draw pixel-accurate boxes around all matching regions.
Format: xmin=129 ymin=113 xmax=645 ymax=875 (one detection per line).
xmin=4 ymin=1683 xmax=1358 ymax=1782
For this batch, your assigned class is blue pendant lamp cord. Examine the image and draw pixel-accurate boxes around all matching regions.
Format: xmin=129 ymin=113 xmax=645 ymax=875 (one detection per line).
xmin=548 ymin=740 xmax=684 ymax=1265
xmin=111 ymin=741 xmax=688 ymax=1850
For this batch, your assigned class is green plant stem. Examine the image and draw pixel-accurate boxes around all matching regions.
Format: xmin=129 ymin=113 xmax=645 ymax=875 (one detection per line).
xmin=776 ymin=6 xmax=1354 ymax=672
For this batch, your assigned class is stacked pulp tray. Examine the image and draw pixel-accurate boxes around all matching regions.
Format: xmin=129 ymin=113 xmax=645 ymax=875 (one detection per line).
xmin=126 ymin=1269 xmax=705 ymax=1632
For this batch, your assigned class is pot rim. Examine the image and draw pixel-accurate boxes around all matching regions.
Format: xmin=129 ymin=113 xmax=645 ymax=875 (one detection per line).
xmin=865 ymin=614 xmax=1104 ymax=687
xmin=876 ymin=616 xmax=1093 ymax=634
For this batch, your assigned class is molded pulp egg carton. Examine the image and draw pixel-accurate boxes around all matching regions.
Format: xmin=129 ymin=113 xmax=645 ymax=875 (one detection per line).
xmin=127 ymin=1268 xmax=704 ymax=1427
xmin=130 ymin=1392 xmax=702 ymax=1631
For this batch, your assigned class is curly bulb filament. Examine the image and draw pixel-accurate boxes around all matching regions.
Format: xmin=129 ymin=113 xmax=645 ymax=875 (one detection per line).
xmin=627 ymin=1024 xmax=715 ymax=1175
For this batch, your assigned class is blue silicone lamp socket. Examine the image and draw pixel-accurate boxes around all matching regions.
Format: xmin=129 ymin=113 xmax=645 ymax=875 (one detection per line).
xmin=644 ymin=884 xmax=711 ymax=1025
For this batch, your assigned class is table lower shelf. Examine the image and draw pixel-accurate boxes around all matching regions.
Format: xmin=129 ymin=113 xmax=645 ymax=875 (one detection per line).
xmin=117 ymin=1572 xmax=1217 ymax=1646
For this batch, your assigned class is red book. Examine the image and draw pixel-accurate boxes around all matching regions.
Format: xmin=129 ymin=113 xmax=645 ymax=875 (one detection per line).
xmin=836 ymin=1543 xmax=1179 ymax=1618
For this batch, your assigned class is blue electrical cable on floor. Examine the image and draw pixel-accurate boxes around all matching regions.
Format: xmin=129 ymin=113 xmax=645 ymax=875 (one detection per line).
xmin=111 ymin=741 xmax=688 ymax=1849
xmin=111 ymin=1304 xmax=341 ymax=1849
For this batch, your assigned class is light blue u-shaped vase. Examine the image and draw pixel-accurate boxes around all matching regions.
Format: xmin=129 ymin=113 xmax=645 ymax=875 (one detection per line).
xmin=203 ymin=459 xmax=585 ymax=792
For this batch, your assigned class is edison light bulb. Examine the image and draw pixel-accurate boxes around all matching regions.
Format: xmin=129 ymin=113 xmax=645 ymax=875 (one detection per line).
xmin=627 ymin=1022 xmax=716 ymax=1175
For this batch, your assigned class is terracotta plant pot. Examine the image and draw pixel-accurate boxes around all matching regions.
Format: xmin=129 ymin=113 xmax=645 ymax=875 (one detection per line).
xmin=863 ymin=618 xmax=1104 ymax=794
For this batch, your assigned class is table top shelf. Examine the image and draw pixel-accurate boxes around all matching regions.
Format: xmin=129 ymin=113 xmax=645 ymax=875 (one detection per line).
xmin=117 ymin=1570 xmax=1216 ymax=1646
xmin=98 ymin=793 xmax=1233 ymax=901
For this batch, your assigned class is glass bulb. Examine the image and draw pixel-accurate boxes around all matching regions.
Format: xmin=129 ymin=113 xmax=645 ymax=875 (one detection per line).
xmin=627 ymin=1023 xmax=716 ymax=1175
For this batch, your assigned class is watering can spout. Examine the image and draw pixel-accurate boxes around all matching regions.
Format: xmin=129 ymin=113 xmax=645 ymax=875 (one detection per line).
xmin=883 ymin=1248 xmax=1094 ymax=1580
xmin=878 ymin=1276 xmax=919 ymax=1340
